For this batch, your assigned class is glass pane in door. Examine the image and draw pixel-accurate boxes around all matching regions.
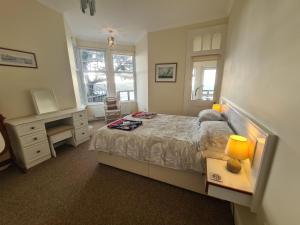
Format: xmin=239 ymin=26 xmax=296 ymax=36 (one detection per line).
xmin=191 ymin=59 xmax=217 ymax=101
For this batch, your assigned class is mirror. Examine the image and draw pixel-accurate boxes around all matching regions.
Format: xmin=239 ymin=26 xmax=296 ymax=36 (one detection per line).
xmin=31 ymin=89 xmax=59 ymax=114
xmin=0 ymin=132 xmax=5 ymax=153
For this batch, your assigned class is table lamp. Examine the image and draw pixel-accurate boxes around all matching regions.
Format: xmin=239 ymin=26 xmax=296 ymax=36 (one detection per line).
xmin=212 ymin=104 xmax=222 ymax=112
xmin=225 ymin=135 xmax=249 ymax=173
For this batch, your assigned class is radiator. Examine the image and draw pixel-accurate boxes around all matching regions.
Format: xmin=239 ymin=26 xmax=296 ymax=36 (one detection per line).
xmin=87 ymin=102 xmax=138 ymax=121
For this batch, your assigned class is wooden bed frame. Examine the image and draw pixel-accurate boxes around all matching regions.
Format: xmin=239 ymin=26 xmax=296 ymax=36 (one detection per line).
xmin=96 ymin=97 xmax=278 ymax=212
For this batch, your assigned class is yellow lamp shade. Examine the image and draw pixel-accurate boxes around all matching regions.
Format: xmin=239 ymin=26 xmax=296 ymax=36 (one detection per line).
xmin=212 ymin=104 xmax=222 ymax=112
xmin=225 ymin=135 xmax=249 ymax=160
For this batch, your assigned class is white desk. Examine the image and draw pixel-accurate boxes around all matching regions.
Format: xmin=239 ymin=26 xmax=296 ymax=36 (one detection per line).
xmin=5 ymin=107 xmax=89 ymax=170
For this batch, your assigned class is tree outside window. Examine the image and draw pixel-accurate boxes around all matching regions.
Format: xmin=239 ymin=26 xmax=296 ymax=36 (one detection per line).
xmin=112 ymin=54 xmax=135 ymax=101
xmin=80 ymin=49 xmax=107 ymax=103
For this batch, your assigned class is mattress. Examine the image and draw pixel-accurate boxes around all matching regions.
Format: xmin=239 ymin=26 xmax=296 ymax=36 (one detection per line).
xmin=90 ymin=114 xmax=209 ymax=172
xmin=90 ymin=114 xmax=234 ymax=173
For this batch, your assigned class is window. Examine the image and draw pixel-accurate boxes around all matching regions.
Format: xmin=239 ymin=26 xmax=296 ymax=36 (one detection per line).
xmin=187 ymin=25 xmax=225 ymax=105
xmin=184 ymin=25 xmax=225 ymax=114
xmin=78 ymin=48 xmax=136 ymax=104
xmin=193 ymin=31 xmax=222 ymax=52
xmin=112 ymin=54 xmax=135 ymax=101
xmin=80 ymin=49 xmax=107 ymax=103
xmin=191 ymin=58 xmax=217 ymax=101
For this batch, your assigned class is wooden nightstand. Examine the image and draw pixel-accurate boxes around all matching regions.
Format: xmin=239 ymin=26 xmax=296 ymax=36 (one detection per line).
xmin=205 ymin=158 xmax=253 ymax=207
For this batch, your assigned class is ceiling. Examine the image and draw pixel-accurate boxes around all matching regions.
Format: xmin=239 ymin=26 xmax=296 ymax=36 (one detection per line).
xmin=38 ymin=0 xmax=233 ymax=45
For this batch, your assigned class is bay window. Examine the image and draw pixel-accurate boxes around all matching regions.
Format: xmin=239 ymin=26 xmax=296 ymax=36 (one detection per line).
xmin=78 ymin=49 xmax=136 ymax=104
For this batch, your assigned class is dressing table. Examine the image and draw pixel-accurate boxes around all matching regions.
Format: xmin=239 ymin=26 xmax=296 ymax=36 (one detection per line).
xmin=5 ymin=89 xmax=89 ymax=170
xmin=5 ymin=108 xmax=89 ymax=170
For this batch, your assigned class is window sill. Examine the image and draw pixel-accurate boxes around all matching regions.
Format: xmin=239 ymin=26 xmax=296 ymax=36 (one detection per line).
xmin=86 ymin=102 xmax=104 ymax=106
xmin=86 ymin=101 xmax=136 ymax=106
xmin=120 ymin=100 xmax=136 ymax=103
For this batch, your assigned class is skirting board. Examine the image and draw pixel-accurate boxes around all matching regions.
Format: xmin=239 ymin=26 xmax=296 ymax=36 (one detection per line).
xmin=97 ymin=151 xmax=206 ymax=194
xmin=234 ymin=205 xmax=260 ymax=225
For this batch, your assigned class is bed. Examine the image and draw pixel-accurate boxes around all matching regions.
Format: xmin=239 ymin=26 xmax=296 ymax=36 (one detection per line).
xmin=90 ymin=111 xmax=234 ymax=194
xmin=90 ymin=98 xmax=277 ymax=211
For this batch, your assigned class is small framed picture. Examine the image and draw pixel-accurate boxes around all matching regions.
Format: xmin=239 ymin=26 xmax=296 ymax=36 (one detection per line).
xmin=155 ymin=63 xmax=177 ymax=82
xmin=0 ymin=47 xmax=38 ymax=68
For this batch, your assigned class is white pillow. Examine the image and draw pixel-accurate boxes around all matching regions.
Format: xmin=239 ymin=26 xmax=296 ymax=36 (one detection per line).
xmin=200 ymin=121 xmax=234 ymax=152
xmin=198 ymin=109 xmax=224 ymax=122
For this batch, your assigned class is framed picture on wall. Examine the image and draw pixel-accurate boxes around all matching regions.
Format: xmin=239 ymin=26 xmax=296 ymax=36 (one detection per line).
xmin=155 ymin=63 xmax=177 ymax=82
xmin=0 ymin=47 xmax=38 ymax=68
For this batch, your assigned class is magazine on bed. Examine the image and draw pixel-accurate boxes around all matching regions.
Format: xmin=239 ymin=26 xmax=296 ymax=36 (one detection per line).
xmin=131 ymin=111 xmax=157 ymax=119
xmin=107 ymin=118 xmax=142 ymax=131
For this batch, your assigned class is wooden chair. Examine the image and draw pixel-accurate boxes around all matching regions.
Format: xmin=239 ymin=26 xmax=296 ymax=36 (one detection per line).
xmin=104 ymin=97 xmax=121 ymax=124
xmin=46 ymin=125 xmax=75 ymax=157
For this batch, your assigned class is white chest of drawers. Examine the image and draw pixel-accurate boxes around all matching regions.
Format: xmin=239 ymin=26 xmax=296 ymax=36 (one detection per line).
xmin=5 ymin=108 xmax=89 ymax=170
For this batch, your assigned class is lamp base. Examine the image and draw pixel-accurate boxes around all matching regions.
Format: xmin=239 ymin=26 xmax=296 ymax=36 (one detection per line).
xmin=226 ymin=158 xmax=241 ymax=173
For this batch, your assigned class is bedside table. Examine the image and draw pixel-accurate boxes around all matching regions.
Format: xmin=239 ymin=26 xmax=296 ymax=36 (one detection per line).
xmin=205 ymin=158 xmax=253 ymax=207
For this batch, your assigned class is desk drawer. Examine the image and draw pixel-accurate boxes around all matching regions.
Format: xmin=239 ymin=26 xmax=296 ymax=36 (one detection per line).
xmin=23 ymin=142 xmax=51 ymax=163
xmin=75 ymin=126 xmax=89 ymax=141
xmin=74 ymin=119 xmax=88 ymax=128
xmin=73 ymin=111 xmax=87 ymax=121
xmin=16 ymin=121 xmax=45 ymax=136
xmin=20 ymin=131 xmax=47 ymax=147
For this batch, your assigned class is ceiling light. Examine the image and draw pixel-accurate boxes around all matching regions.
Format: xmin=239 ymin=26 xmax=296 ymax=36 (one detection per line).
xmin=107 ymin=29 xmax=116 ymax=48
xmin=107 ymin=36 xmax=115 ymax=48
xmin=80 ymin=0 xmax=96 ymax=16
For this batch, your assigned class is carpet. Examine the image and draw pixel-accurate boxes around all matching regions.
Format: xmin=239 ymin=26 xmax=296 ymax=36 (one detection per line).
xmin=0 ymin=122 xmax=234 ymax=225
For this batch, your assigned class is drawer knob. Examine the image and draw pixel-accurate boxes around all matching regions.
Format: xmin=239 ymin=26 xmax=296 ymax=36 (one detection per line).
xmin=81 ymin=123 xmax=84 ymax=125
xmin=33 ymin=137 xmax=38 ymax=141
xmin=82 ymin=132 xmax=85 ymax=135
xmin=36 ymin=150 xmax=41 ymax=153
xmin=31 ymin=127 xmax=35 ymax=130
xmin=79 ymin=115 xmax=83 ymax=117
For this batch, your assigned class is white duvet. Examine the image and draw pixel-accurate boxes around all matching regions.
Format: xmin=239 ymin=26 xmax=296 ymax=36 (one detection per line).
xmin=90 ymin=114 xmax=208 ymax=172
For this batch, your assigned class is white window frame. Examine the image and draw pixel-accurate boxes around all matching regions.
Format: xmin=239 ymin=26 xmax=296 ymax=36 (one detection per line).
xmin=183 ymin=25 xmax=227 ymax=114
xmin=111 ymin=50 xmax=136 ymax=102
xmin=78 ymin=48 xmax=109 ymax=105
xmin=192 ymin=64 xmax=218 ymax=101
xmin=77 ymin=48 xmax=136 ymax=105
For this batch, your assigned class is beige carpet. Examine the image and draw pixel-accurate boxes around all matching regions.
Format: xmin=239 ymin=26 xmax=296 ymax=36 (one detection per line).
xmin=0 ymin=121 xmax=234 ymax=225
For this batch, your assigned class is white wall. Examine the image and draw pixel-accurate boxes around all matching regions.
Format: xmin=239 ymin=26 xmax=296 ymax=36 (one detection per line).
xmin=147 ymin=19 xmax=227 ymax=115
xmin=76 ymin=39 xmax=135 ymax=52
xmin=0 ymin=0 xmax=76 ymax=119
xmin=64 ymin=20 xmax=81 ymax=107
xmin=222 ymin=0 xmax=300 ymax=225
xmin=135 ymin=34 xmax=149 ymax=111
